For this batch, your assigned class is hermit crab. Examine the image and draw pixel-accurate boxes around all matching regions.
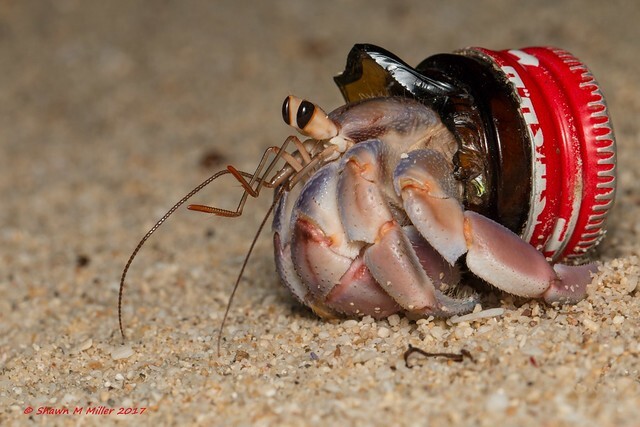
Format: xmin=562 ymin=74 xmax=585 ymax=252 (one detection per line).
xmin=119 ymin=45 xmax=616 ymax=344
xmin=274 ymin=94 xmax=597 ymax=319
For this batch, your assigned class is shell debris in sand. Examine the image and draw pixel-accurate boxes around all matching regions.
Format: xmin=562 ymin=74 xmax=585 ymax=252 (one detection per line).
xmin=70 ymin=338 xmax=93 ymax=354
xmin=111 ymin=345 xmax=135 ymax=360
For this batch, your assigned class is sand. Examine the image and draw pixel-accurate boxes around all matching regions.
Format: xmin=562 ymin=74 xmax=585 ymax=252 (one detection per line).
xmin=1 ymin=1 xmax=639 ymax=426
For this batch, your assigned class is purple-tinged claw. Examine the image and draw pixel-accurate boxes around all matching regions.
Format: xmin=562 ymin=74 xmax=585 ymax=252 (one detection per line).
xmin=364 ymin=221 xmax=437 ymax=310
xmin=337 ymin=140 xmax=393 ymax=244
xmin=293 ymin=162 xmax=361 ymax=260
xmin=464 ymin=211 xmax=558 ymax=298
xmin=364 ymin=220 xmax=475 ymax=315
xmin=545 ymin=263 xmax=598 ymax=303
xmin=325 ymin=256 xmax=400 ymax=318
xmin=403 ymin=225 xmax=461 ymax=290
xmin=394 ymin=150 xmax=467 ymax=265
xmin=274 ymin=232 xmax=308 ymax=304
xmin=290 ymin=217 xmax=353 ymax=300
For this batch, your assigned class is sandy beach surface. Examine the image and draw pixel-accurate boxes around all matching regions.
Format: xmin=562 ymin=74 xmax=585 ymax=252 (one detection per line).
xmin=1 ymin=1 xmax=639 ymax=426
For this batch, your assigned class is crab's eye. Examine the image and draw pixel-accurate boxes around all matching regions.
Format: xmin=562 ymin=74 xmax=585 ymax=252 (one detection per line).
xmin=282 ymin=95 xmax=339 ymax=141
xmin=282 ymin=97 xmax=291 ymax=126
xmin=282 ymin=96 xmax=315 ymax=130
xmin=296 ymin=100 xmax=315 ymax=130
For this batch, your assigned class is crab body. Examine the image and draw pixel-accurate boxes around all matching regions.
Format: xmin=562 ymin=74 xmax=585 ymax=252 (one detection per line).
xmin=273 ymin=96 xmax=595 ymax=319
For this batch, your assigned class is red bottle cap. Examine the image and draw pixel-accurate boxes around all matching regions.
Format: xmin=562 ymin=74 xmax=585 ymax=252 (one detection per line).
xmin=465 ymin=47 xmax=617 ymax=262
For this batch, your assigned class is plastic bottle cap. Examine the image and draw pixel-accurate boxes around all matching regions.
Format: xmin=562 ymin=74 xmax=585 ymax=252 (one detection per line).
xmin=468 ymin=47 xmax=617 ymax=262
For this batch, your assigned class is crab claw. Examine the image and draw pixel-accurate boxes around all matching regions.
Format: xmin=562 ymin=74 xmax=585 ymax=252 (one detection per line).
xmin=463 ymin=211 xmax=596 ymax=303
xmin=325 ymin=256 xmax=401 ymax=318
xmin=339 ymin=141 xmax=476 ymax=315
xmin=394 ymin=149 xmax=467 ymax=265
xmin=463 ymin=211 xmax=558 ymax=298
xmin=546 ymin=263 xmax=598 ymax=303
xmin=403 ymin=225 xmax=461 ymax=292
xmin=396 ymin=150 xmax=595 ymax=305
xmin=364 ymin=220 xmax=477 ymax=316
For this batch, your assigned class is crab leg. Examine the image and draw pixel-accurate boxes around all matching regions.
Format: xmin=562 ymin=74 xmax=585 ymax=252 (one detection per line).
xmin=394 ymin=149 xmax=597 ymax=303
xmin=337 ymin=140 xmax=476 ymax=315
xmin=283 ymin=161 xmax=400 ymax=317
xmin=325 ymin=256 xmax=401 ymax=318
xmin=403 ymin=225 xmax=461 ymax=292
xmin=393 ymin=149 xmax=468 ymax=265
xmin=363 ymin=220 xmax=476 ymax=315
xmin=288 ymin=163 xmax=359 ymax=300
